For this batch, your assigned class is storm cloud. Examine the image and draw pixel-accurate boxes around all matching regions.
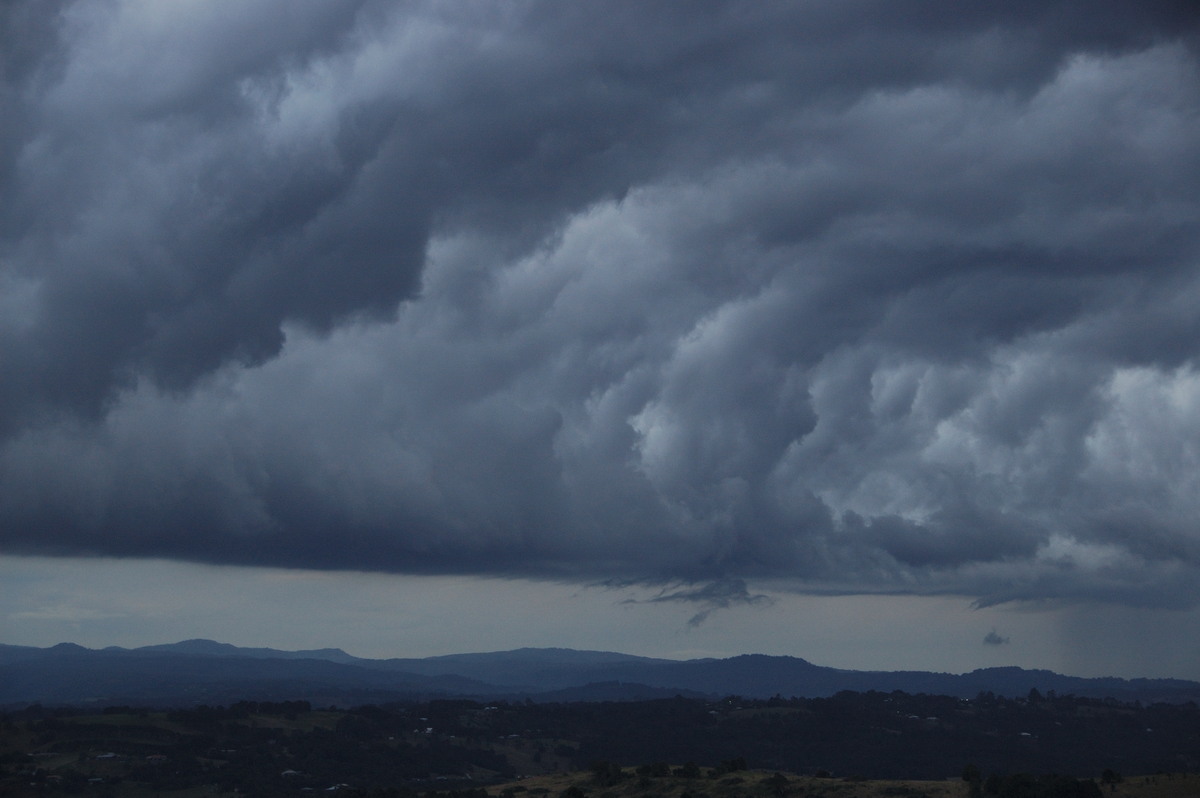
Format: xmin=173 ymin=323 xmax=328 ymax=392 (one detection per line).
xmin=3 ymin=1 xmax=1200 ymax=610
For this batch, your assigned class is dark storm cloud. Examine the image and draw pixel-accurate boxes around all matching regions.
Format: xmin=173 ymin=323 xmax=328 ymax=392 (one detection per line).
xmin=2 ymin=1 xmax=1200 ymax=609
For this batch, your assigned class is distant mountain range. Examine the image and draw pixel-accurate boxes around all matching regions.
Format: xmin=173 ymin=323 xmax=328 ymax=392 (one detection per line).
xmin=2 ymin=640 xmax=1197 ymax=708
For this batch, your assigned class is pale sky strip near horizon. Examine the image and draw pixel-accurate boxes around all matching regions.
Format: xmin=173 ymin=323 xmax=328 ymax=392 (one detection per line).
xmin=2 ymin=1 xmax=1200 ymax=681
xmin=4 ymin=556 xmax=1200 ymax=681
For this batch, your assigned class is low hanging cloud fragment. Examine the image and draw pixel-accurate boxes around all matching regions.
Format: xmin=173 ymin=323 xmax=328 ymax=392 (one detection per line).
xmin=1 ymin=2 xmax=1200 ymax=611
xmin=625 ymin=579 xmax=775 ymax=627
xmin=983 ymin=630 xmax=1011 ymax=647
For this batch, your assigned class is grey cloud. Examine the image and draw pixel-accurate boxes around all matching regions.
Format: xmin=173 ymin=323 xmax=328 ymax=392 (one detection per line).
xmin=983 ymin=630 xmax=1010 ymax=646
xmin=627 ymin=579 xmax=774 ymax=627
xmin=2 ymin=2 xmax=1200 ymax=611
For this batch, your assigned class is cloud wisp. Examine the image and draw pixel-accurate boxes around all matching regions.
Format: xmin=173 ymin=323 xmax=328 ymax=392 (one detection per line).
xmin=983 ymin=630 xmax=1011 ymax=647
xmin=2 ymin=2 xmax=1200 ymax=611
xmin=623 ymin=579 xmax=775 ymax=627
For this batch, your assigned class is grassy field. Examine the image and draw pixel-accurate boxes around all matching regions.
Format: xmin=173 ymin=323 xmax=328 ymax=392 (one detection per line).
xmin=20 ymin=770 xmax=1193 ymax=798
xmin=1108 ymin=774 xmax=1200 ymax=798
xmin=483 ymin=769 xmax=1200 ymax=798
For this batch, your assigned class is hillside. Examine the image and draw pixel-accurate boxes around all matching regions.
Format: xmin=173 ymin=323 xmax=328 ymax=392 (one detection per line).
xmin=2 ymin=692 xmax=1197 ymax=794
xmin=3 ymin=642 xmax=1198 ymax=707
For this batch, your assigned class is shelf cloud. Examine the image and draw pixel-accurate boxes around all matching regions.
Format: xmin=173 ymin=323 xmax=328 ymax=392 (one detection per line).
xmin=2 ymin=1 xmax=1200 ymax=611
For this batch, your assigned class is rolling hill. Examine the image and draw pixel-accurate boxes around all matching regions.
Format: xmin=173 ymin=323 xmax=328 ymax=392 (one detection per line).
xmin=1 ymin=640 xmax=1197 ymax=707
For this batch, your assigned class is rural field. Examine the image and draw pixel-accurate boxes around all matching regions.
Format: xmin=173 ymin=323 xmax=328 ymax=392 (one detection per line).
xmin=482 ymin=770 xmax=1198 ymax=798
xmin=3 ymin=696 xmax=1196 ymax=797
xmin=4 ymin=764 xmax=1198 ymax=798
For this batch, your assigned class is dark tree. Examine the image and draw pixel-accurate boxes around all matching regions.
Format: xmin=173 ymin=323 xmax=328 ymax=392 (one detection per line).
xmin=964 ymin=764 xmax=983 ymax=798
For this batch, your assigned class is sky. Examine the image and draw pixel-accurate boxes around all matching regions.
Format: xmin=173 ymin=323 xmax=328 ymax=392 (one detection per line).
xmin=2 ymin=1 xmax=1200 ymax=681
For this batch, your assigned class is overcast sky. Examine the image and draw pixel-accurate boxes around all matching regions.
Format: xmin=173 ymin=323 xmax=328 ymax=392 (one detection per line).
xmin=3 ymin=1 xmax=1200 ymax=680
